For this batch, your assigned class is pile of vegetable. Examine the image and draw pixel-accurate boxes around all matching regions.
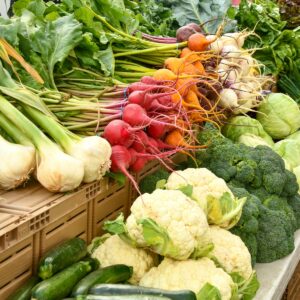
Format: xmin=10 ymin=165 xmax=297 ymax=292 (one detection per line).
xmin=234 ymin=0 xmax=300 ymax=101
xmin=8 ymin=184 xmax=259 ymax=300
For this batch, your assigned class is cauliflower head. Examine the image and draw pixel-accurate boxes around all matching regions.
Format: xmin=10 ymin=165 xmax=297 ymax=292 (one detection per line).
xmin=89 ymin=234 xmax=157 ymax=284
xmin=165 ymin=168 xmax=246 ymax=229
xmin=104 ymin=189 xmax=213 ymax=260
xmin=140 ymin=258 xmax=236 ymax=300
xmin=209 ymin=226 xmax=252 ymax=280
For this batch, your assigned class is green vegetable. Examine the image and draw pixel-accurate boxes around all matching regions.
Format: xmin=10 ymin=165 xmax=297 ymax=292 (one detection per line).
xmin=128 ymin=0 xmax=177 ymax=36
xmin=238 ymin=134 xmax=272 ymax=148
xmin=274 ymin=139 xmax=300 ymax=169
xmin=76 ymin=296 xmax=172 ymax=300
xmin=71 ymin=265 xmax=133 ymax=296
xmin=32 ymin=260 xmax=93 ymax=300
xmin=257 ymin=93 xmax=300 ymax=139
xmin=222 ymin=116 xmax=274 ymax=147
xmin=89 ymin=284 xmax=196 ymax=300
xmin=189 ymin=126 xmax=300 ymax=263
xmin=235 ymin=0 xmax=300 ymax=98
xmin=197 ymin=283 xmax=221 ymax=300
xmin=230 ymin=272 xmax=260 ymax=300
xmin=7 ymin=276 xmax=40 ymax=300
xmin=38 ymin=238 xmax=87 ymax=280
xmin=167 ymin=0 xmax=234 ymax=34
xmin=139 ymin=169 xmax=170 ymax=194
xmin=278 ymin=0 xmax=300 ymax=28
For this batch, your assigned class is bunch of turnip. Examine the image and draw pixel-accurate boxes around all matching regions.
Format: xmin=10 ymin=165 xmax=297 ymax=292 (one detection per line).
xmin=207 ymin=32 xmax=271 ymax=115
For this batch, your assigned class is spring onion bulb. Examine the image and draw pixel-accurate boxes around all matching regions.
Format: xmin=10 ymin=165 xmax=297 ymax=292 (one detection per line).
xmin=0 ymin=135 xmax=35 ymax=190
xmin=24 ymin=106 xmax=112 ymax=183
xmin=0 ymin=95 xmax=84 ymax=192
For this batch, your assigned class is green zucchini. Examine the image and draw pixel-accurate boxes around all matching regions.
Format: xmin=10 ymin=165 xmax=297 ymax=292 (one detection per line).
xmin=32 ymin=260 xmax=93 ymax=300
xmin=72 ymin=264 xmax=133 ymax=296
xmin=82 ymin=257 xmax=100 ymax=271
xmin=7 ymin=276 xmax=40 ymax=300
xmin=76 ymin=296 xmax=171 ymax=300
xmin=89 ymin=284 xmax=197 ymax=300
xmin=38 ymin=237 xmax=87 ymax=280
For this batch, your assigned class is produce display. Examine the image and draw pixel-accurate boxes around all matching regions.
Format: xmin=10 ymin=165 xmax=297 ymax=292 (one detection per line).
xmin=1 ymin=0 xmax=300 ymax=299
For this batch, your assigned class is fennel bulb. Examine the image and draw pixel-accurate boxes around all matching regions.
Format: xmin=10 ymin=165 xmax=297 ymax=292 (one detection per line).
xmin=0 ymin=136 xmax=35 ymax=190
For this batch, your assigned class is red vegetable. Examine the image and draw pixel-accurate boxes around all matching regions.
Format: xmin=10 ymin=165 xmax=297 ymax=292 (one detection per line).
xmin=104 ymin=120 xmax=136 ymax=148
xmin=122 ymin=104 xmax=169 ymax=127
xmin=110 ymin=145 xmax=140 ymax=193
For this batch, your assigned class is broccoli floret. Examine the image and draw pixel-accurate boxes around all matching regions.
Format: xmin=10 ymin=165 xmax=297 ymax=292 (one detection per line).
xmin=263 ymin=195 xmax=297 ymax=231
xmin=229 ymin=186 xmax=260 ymax=265
xmin=235 ymin=160 xmax=257 ymax=184
xmin=256 ymin=206 xmax=295 ymax=263
xmin=282 ymin=170 xmax=299 ymax=197
xmin=139 ymin=169 xmax=169 ymax=194
xmin=287 ymin=194 xmax=300 ymax=228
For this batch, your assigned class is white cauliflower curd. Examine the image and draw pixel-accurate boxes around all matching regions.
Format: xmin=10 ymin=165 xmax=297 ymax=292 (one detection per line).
xmin=90 ymin=234 xmax=157 ymax=284
xmin=165 ymin=168 xmax=246 ymax=229
xmin=209 ymin=226 xmax=253 ymax=280
xmin=140 ymin=258 xmax=236 ymax=300
xmin=105 ymin=189 xmax=213 ymax=260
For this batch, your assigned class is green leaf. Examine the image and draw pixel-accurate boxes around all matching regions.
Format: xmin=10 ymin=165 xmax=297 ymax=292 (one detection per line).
xmin=233 ymin=271 xmax=260 ymax=300
xmin=170 ymin=0 xmax=232 ymax=34
xmin=106 ymin=172 xmax=126 ymax=186
xmin=87 ymin=233 xmax=111 ymax=254
xmin=178 ymin=184 xmax=194 ymax=198
xmin=103 ymin=214 xmax=127 ymax=235
xmin=13 ymin=0 xmax=31 ymax=16
xmin=206 ymin=192 xmax=246 ymax=229
xmin=139 ymin=218 xmax=180 ymax=258
xmin=197 ymin=283 xmax=222 ymax=300
xmin=103 ymin=214 xmax=136 ymax=246
xmin=30 ymin=15 xmax=82 ymax=88
xmin=93 ymin=44 xmax=115 ymax=76
xmin=0 ymin=18 xmax=21 ymax=46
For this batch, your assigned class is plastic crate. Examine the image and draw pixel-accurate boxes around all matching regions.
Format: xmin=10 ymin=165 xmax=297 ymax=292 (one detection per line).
xmin=0 ymin=180 xmax=105 ymax=252
xmin=0 ymin=235 xmax=37 ymax=299
xmin=0 ymin=178 xmax=131 ymax=299
xmin=39 ymin=203 xmax=90 ymax=256
xmin=92 ymin=178 xmax=130 ymax=237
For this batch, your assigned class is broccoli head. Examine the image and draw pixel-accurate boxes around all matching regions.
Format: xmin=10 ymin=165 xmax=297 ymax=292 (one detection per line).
xmin=195 ymin=130 xmax=299 ymax=198
xmin=139 ymin=169 xmax=169 ymax=194
xmin=256 ymin=205 xmax=295 ymax=263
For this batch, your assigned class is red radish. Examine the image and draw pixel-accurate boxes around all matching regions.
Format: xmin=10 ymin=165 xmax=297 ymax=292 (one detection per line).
xmin=147 ymin=122 xmax=168 ymax=139
xmin=131 ymin=131 xmax=149 ymax=152
xmin=130 ymin=157 xmax=148 ymax=172
xmin=104 ymin=120 xmax=136 ymax=148
xmin=128 ymin=89 xmax=177 ymax=112
xmin=110 ymin=145 xmax=140 ymax=193
xmin=147 ymin=137 xmax=159 ymax=149
xmin=122 ymin=104 xmax=170 ymax=128
xmin=127 ymin=83 xmax=165 ymax=94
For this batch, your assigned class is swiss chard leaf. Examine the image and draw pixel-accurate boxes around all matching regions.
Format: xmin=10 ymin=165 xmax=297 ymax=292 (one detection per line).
xmin=29 ymin=15 xmax=82 ymax=88
xmin=170 ymin=0 xmax=232 ymax=34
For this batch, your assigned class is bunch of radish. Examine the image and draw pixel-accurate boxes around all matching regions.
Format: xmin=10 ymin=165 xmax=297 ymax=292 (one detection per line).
xmin=103 ymin=76 xmax=195 ymax=192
